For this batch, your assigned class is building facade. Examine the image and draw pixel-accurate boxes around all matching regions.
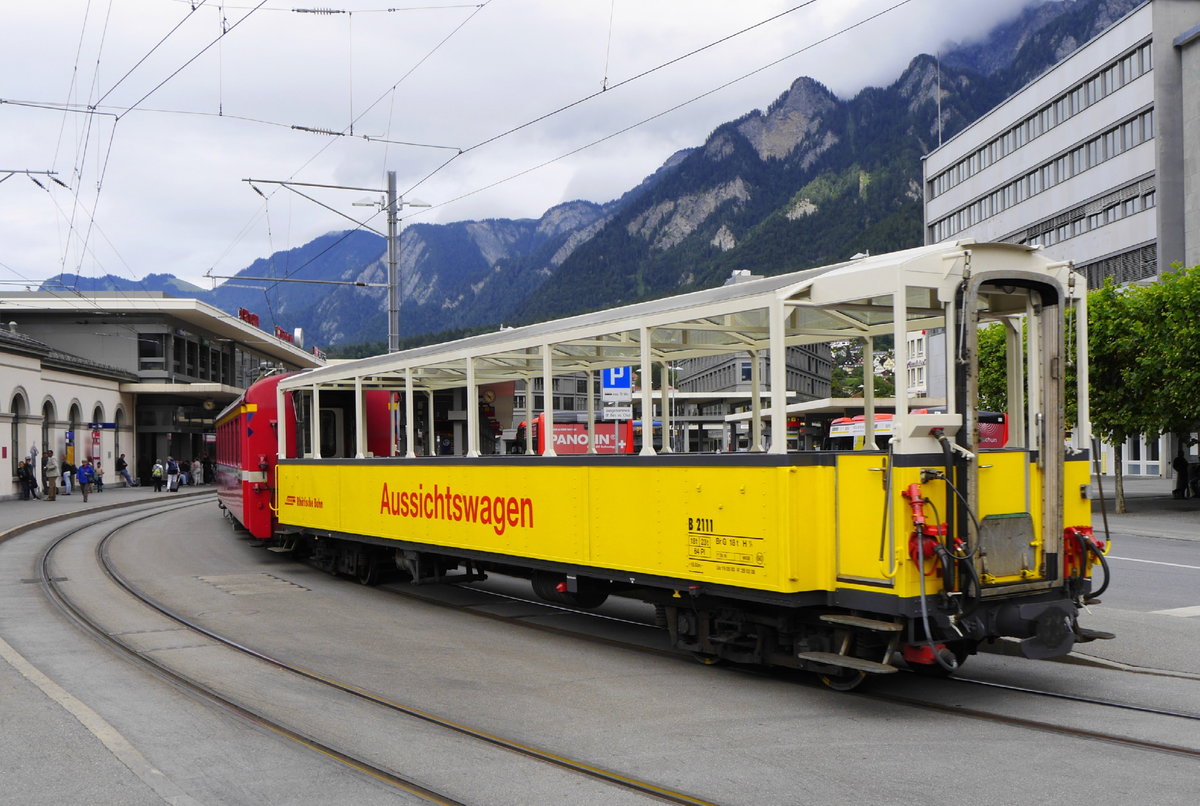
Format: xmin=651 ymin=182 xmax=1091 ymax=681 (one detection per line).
xmin=1 ymin=293 xmax=323 ymax=493
xmin=922 ymin=0 xmax=1200 ymax=475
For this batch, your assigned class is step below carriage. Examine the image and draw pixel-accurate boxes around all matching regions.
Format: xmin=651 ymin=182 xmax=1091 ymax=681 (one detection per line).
xmin=216 ymin=240 xmax=1111 ymax=689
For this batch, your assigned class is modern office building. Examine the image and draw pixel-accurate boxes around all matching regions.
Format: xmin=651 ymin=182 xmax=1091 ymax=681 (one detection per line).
xmin=922 ymin=0 xmax=1200 ymax=475
xmin=925 ymin=0 xmax=1199 ymax=283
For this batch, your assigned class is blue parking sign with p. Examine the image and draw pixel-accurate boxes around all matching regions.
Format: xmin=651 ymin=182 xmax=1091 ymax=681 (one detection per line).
xmin=602 ymin=367 xmax=631 ymax=389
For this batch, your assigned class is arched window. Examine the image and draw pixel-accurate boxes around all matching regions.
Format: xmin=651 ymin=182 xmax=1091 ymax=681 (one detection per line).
xmin=42 ymin=399 xmax=56 ymax=468
xmin=10 ymin=392 xmax=28 ymax=476
xmin=91 ymin=405 xmax=105 ymax=463
xmin=68 ymin=403 xmax=82 ymax=465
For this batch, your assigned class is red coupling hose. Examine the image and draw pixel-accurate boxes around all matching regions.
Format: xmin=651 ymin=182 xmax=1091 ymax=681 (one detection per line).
xmin=903 ymin=483 xmax=948 ymax=573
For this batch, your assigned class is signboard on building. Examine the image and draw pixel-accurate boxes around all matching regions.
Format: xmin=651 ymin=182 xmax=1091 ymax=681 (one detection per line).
xmin=603 ymin=405 xmax=633 ymax=421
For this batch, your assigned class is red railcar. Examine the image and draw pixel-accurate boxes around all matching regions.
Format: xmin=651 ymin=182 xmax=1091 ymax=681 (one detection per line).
xmin=216 ymin=372 xmax=397 ymax=539
xmin=215 ymin=372 xmax=299 ymax=539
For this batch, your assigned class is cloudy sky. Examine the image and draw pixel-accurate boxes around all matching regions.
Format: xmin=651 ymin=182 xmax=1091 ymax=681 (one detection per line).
xmin=2 ymin=0 xmax=1041 ymax=290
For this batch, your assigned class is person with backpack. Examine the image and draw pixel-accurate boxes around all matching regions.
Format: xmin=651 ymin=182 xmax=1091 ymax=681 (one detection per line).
xmin=166 ymin=456 xmax=180 ymax=492
xmin=151 ymin=459 xmax=165 ymax=492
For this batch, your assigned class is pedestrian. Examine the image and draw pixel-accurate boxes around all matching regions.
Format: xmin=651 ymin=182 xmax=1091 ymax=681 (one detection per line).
xmin=17 ymin=459 xmax=31 ymax=500
xmin=94 ymin=460 xmax=105 ymax=492
xmin=43 ymin=450 xmax=57 ymax=501
xmin=76 ymin=459 xmax=96 ymax=502
xmin=61 ymin=457 xmax=75 ymax=495
xmin=191 ymin=457 xmax=202 ymax=486
xmin=166 ymin=456 xmax=180 ymax=492
xmin=26 ymin=459 xmax=41 ymax=500
xmin=116 ymin=453 xmax=137 ymax=487
xmin=1173 ymin=448 xmax=1189 ymax=499
xmin=201 ymin=453 xmax=214 ymax=484
xmin=151 ymin=459 xmax=165 ymax=492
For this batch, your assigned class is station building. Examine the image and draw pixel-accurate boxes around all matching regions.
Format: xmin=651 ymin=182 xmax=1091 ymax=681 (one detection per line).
xmin=921 ymin=0 xmax=1200 ymax=476
xmin=1 ymin=292 xmax=323 ymax=497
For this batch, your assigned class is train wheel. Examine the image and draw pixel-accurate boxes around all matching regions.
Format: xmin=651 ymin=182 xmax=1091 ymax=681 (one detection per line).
xmin=356 ymin=558 xmax=380 ymax=586
xmin=819 ymin=669 xmax=867 ymax=691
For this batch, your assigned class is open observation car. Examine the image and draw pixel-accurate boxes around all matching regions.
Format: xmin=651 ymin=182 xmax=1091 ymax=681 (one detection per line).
xmin=222 ymin=240 xmax=1107 ymax=689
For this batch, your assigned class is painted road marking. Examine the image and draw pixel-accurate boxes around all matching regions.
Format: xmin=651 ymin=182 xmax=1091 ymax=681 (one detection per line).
xmin=0 ymin=634 xmax=203 ymax=804
xmin=1106 ymin=555 xmax=1200 ymax=571
xmin=1150 ymin=605 xmax=1200 ymax=618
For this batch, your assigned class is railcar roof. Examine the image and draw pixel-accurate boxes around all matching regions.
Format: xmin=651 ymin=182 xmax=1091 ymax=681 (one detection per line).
xmin=280 ymin=240 xmax=1063 ymax=392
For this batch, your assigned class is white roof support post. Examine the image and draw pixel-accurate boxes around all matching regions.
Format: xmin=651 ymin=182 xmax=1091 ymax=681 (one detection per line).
xmin=660 ymin=361 xmax=673 ymax=454
xmin=586 ymin=369 xmax=597 ymax=454
xmin=862 ymin=335 xmax=876 ymax=451
xmin=891 ymin=287 xmax=909 ymax=450
xmin=354 ymin=375 xmax=366 ymax=458
xmin=523 ymin=375 xmax=535 ymax=455
xmin=749 ymin=349 xmax=763 ymax=452
xmin=1073 ymin=278 xmax=1090 ymax=452
xmin=1026 ymin=296 xmax=1043 ymax=459
xmin=310 ymin=383 xmax=321 ymax=458
xmin=639 ymin=327 xmax=656 ymax=456
xmin=769 ymin=297 xmax=788 ymax=455
xmin=404 ymin=368 xmax=416 ymax=458
xmin=275 ymin=381 xmax=286 ymax=460
xmin=541 ymin=345 xmax=557 ymax=457
xmin=465 ymin=356 xmax=480 ymax=458
xmin=942 ymin=297 xmax=957 ymax=417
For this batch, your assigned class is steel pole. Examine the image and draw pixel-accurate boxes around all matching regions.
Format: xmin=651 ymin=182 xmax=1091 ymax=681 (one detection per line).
xmin=387 ymin=170 xmax=399 ymax=352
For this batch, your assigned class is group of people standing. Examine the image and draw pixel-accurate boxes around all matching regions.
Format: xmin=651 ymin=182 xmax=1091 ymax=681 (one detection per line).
xmin=16 ymin=450 xmax=104 ymax=503
xmin=15 ymin=451 xmax=144 ymax=503
xmin=15 ymin=451 xmax=211 ymax=500
xmin=149 ymin=456 xmax=212 ymax=493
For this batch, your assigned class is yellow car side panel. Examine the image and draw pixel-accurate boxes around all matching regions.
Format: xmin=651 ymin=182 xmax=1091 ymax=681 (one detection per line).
xmin=277 ymin=454 xmax=1090 ymax=598
xmin=278 ymin=463 xmax=830 ymax=595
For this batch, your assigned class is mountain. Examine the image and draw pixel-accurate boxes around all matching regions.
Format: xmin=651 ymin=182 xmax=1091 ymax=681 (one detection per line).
xmin=40 ymin=272 xmax=205 ymax=297
xmin=39 ymin=0 xmax=1141 ymax=350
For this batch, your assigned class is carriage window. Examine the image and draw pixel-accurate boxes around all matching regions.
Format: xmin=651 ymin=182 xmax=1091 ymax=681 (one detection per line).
xmin=319 ymin=409 xmax=344 ymax=458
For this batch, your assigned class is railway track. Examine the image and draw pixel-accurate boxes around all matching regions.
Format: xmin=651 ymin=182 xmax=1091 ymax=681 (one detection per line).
xmin=380 ymin=575 xmax=1200 ymax=761
xmin=13 ymin=499 xmax=1196 ymax=803
xmin=36 ymin=500 xmax=719 ymax=806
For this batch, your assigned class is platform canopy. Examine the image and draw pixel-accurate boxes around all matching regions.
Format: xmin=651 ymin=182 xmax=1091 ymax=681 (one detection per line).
xmin=278 ymin=240 xmax=1080 ymax=457
xmin=282 ymin=240 xmax=1068 ymax=394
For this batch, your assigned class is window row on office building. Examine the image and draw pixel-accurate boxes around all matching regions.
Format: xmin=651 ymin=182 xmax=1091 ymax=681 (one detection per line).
xmin=1023 ymin=177 xmax=1157 ymax=250
xmin=929 ymin=108 xmax=1155 ymax=243
xmin=928 ymin=39 xmax=1153 ymax=200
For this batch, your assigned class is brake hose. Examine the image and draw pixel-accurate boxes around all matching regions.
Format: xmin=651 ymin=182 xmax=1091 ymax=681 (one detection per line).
xmin=1071 ymin=528 xmax=1111 ymax=599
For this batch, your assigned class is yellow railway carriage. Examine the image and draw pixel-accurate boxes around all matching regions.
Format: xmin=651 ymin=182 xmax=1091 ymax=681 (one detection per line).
xmin=263 ymin=241 xmax=1107 ymax=689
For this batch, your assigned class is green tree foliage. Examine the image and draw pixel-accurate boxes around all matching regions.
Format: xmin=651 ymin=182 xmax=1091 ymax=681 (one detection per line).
xmin=1088 ymin=277 xmax=1153 ymax=447
xmin=1138 ymin=265 xmax=1200 ymax=436
xmin=976 ymin=321 xmax=1009 ymax=413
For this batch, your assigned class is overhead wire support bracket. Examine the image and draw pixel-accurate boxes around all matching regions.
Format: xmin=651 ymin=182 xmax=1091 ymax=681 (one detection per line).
xmin=205 ymin=275 xmax=385 ymax=287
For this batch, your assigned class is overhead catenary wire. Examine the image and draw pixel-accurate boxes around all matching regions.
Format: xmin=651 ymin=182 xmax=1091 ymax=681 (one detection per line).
xmin=236 ymin=0 xmax=917 ymax=301
xmin=403 ymin=0 xmax=915 ymax=205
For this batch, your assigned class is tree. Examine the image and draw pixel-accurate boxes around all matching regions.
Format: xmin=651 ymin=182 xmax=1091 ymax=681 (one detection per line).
xmin=1139 ymin=265 xmax=1200 ymax=436
xmin=1088 ymin=277 xmax=1155 ymax=513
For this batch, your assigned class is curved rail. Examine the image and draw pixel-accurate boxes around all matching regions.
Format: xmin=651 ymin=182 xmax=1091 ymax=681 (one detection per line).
xmin=45 ymin=500 xmax=718 ymax=806
xmin=378 ymin=578 xmax=1200 ymax=760
xmin=37 ymin=500 xmax=468 ymax=806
